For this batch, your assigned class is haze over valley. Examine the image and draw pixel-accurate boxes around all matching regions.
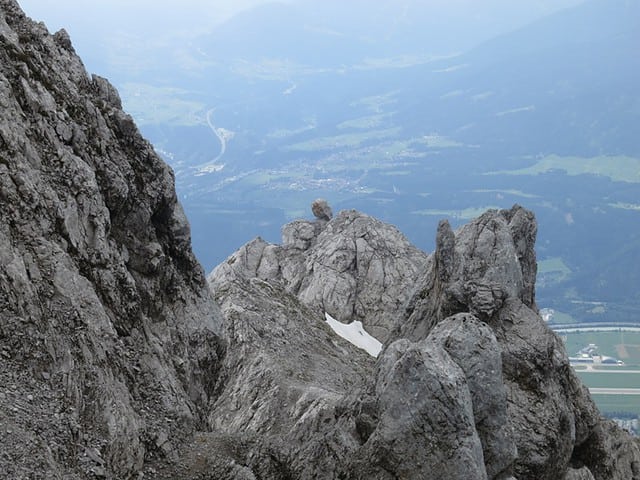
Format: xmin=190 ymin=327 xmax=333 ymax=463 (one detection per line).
xmin=20 ymin=0 xmax=640 ymax=411
xmin=3 ymin=1 xmax=640 ymax=476
xmin=74 ymin=2 xmax=636 ymax=323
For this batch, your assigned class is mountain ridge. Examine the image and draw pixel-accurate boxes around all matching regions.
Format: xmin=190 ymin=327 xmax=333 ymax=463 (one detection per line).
xmin=206 ymin=203 xmax=640 ymax=479
xmin=1 ymin=1 xmax=639 ymax=478
xmin=0 ymin=1 xmax=223 ymax=477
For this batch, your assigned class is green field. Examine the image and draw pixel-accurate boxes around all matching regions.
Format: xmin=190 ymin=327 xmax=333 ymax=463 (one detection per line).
xmin=121 ymin=83 xmax=205 ymax=127
xmin=282 ymin=127 xmax=402 ymax=152
xmin=546 ymin=310 xmax=577 ymax=324
xmin=472 ymin=189 xmax=539 ymax=199
xmin=489 ymin=154 xmax=640 ymax=183
xmin=590 ymin=395 xmax=640 ymax=416
xmin=565 ymin=332 xmax=640 ymax=417
xmin=609 ymin=202 xmax=640 ymax=212
xmin=418 ymin=134 xmax=462 ymax=148
xmin=337 ymin=113 xmax=391 ymax=130
xmin=411 ymin=206 xmax=500 ymax=220
xmin=538 ymin=257 xmax=572 ymax=277
xmin=576 ymin=372 xmax=640 ymax=388
xmin=537 ymin=257 xmax=573 ymax=289
xmin=351 ymin=91 xmax=399 ymax=113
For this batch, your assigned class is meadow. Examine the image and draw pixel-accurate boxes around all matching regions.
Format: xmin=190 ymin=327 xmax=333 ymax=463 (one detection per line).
xmin=589 ymin=394 xmax=640 ymax=416
xmin=490 ymin=154 xmax=640 ymax=184
xmin=566 ymin=332 xmax=640 ymax=417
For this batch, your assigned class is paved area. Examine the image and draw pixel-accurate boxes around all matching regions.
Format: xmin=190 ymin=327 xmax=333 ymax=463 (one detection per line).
xmin=588 ymin=387 xmax=640 ymax=395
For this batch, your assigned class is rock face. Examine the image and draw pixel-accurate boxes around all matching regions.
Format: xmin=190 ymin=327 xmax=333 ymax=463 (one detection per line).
xmin=210 ymin=208 xmax=429 ymax=341
xmin=2 ymin=2 xmax=639 ymax=479
xmin=208 ymin=204 xmax=640 ymax=480
xmin=0 ymin=2 xmax=223 ymax=478
xmin=395 ymin=207 xmax=640 ymax=479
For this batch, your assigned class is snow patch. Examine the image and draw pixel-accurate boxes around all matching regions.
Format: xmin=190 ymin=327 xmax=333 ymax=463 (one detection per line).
xmin=324 ymin=312 xmax=382 ymax=358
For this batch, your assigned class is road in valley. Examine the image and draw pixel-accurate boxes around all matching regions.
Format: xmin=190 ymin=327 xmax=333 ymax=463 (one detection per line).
xmin=206 ymin=108 xmax=226 ymax=164
xmin=575 ymin=366 xmax=640 ymax=373
xmin=589 ymin=387 xmax=640 ymax=395
xmin=194 ymin=108 xmax=231 ymax=175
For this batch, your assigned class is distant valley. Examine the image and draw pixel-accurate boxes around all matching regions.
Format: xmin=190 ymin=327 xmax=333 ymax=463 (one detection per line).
xmin=117 ymin=0 xmax=640 ymax=328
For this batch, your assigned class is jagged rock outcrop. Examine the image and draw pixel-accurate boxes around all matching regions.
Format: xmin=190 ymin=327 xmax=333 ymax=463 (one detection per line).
xmin=0 ymin=2 xmax=223 ymax=478
xmin=210 ymin=208 xmax=429 ymax=341
xmin=311 ymin=197 xmax=333 ymax=221
xmin=208 ymin=256 xmax=372 ymax=435
xmin=208 ymin=204 xmax=640 ymax=480
xmin=427 ymin=313 xmax=516 ymax=479
xmin=2 ymin=2 xmax=639 ymax=479
xmin=200 ymin=251 xmax=373 ymax=479
xmin=395 ymin=206 xmax=640 ymax=479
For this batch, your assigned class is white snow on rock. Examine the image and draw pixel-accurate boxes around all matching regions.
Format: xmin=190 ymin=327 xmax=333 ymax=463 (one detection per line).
xmin=325 ymin=312 xmax=382 ymax=358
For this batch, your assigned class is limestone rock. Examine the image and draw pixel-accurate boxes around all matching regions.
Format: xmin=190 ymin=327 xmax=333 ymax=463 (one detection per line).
xmin=564 ymin=466 xmax=597 ymax=480
xmin=3 ymin=1 xmax=640 ymax=478
xmin=400 ymin=206 xmax=538 ymax=342
xmin=209 ymin=205 xmax=640 ymax=479
xmin=347 ymin=333 xmax=488 ymax=479
xmin=396 ymin=206 xmax=640 ymax=479
xmin=208 ymin=267 xmax=372 ymax=438
xmin=202 ymin=241 xmax=374 ymax=480
xmin=0 ymin=2 xmax=223 ymax=477
xmin=210 ymin=207 xmax=429 ymax=341
xmin=428 ymin=313 xmax=517 ymax=479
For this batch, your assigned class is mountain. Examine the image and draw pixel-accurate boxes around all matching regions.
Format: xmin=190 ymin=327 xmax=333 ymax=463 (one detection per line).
xmin=130 ymin=0 xmax=639 ymax=326
xmin=206 ymin=202 xmax=640 ymax=479
xmin=0 ymin=2 xmax=223 ymax=477
xmin=170 ymin=0 xmax=592 ymax=70
xmin=1 ymin=1 xmax=639 ymax=479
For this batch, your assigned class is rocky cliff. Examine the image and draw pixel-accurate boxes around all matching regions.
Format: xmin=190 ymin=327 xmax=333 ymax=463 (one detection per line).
xmin=1 ymin=1 xmax=639 ymax=479
xmin=207 ymin=205 xmax=640 ymax=480
xmin=0 ymin=1 xmax=223 ymax=478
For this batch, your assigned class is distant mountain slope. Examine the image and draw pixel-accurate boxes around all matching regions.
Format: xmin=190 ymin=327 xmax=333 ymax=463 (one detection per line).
xmin=408 ymin=0 xmax=640 ymax=154
xmin=198 ymin=0 xmax=591 ymax=66
xmin=124 ymin=0 xmax=640 ymax=324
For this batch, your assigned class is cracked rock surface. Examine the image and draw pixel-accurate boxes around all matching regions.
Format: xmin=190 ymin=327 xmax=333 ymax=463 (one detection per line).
xmin=0 ymin=2 xmax=223 ymax=478
xmin=208 ymin=205 xmax=640 ymax=480
xmin=210 ymin=209 xmax=429 ymax=342
xmin=2 ymin=1 xmax=639 ymax=478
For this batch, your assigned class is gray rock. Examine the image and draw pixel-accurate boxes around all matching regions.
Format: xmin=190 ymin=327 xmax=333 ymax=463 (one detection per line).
xmin=564 ymin=466 xmax=596 ymax=480
xmin=348 ymin=336 xmax=488 ymax=479
xmin=0 ymin=2 xmax=223 ymax=477
xmin=205 ymin=251 xmax=374 ymax=480
xmin=428 ymin=313 xmax=517 ymax=479
xmin=209 ymin=259 xmax=372 ymax=436
xmin=402 ymin=206 xmax=537 ymax=338
xmin=396 ymin=206 xmax=640 ymax=479
xmin=311 ymin=198 xmax=333 ymax=221
xmin=569 ymin=419 xmax=640 ymax=480
xmin=282 ymin=219 xmax=318 ymax=250
xmin=210 ymin=207 xmax=429 ymax=342
xmin=207 ymin=203 xmax=640 ymax=480
xmin=3 ymin=2 xmax=639 ymax=479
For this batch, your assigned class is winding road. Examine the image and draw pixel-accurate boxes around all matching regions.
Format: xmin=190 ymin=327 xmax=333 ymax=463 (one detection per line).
xmin=206 ymin=108 xmax=226 ymax=164
xmin=194 ymin=108 xmax=231 ymax=175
